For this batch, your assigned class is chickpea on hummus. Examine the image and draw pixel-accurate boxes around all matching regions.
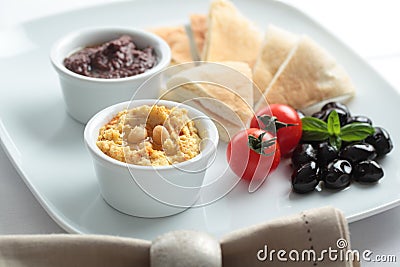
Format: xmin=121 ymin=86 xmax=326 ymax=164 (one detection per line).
xmin=96 ymin=105 xmax=202 ymax=166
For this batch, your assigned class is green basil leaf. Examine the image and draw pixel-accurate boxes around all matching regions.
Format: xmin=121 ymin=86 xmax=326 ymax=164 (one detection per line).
xmin=339 ymin=123 xmax=375 ymax=142
xmin=327 ymin=110 xmax=341 ymax=136
xmin=301 ymin=117 xmax=328 ymax=133
xmin=302 ymin=131 xmax=330 ymax=141
xmin=329 ymin=135 xmax=342 ymax=150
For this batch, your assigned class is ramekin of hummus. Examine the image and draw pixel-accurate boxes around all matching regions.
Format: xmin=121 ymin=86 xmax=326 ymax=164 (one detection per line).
xmin=84 ymin=100 xmax=219 ymax=218
xmin=96 ymin=104 xmax=202 ymax=166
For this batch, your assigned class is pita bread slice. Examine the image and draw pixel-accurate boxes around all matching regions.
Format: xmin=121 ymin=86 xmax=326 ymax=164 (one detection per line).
xmin=150 ymin=26 xmax=192 ymax=64
xmin=162 ymin=88 xmax=244 ymax=142
xmin=202 ymin=0 xmax=262 ymax=67
xmin=252 ymin=25 xmax=298 ymax=104
xmin=162 ymin=61 xmax=254 ymax=142
xmin=190 ymin=14 xmax=207 ymax=56
xmin=255 ymin=35 xmax=356 ymax=111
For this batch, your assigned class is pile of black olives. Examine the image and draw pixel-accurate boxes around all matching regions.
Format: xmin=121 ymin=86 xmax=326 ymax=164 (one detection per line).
xmin=291 ymin=102 xmax=393 ymax=194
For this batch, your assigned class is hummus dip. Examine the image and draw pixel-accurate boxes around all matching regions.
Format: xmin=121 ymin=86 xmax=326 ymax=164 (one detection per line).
xmin=96 ymin=105 xmax=201 ymax=166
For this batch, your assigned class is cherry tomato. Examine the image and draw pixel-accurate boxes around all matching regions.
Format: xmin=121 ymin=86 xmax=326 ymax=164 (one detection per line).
xmin=227 ymin=128 xmax=281 ymax=181
xmin=250 ymin=104 xmax=302 ymax=156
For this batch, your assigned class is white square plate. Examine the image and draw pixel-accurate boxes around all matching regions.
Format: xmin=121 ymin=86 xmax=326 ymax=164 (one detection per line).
xmin=0 ymin=0 xmax=399 ymax=240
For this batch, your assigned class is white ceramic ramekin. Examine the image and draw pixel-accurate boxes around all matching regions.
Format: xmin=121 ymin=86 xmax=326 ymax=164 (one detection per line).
xmin=84 ymin=100 xmax=219 ymax=218
xmin=50 ymin=27 xmax=171 ymax=124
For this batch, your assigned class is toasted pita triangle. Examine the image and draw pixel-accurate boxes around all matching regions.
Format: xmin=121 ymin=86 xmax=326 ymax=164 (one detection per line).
xmin=190 ymin=14 xmax=207 ymax=56
xmin=162 ymin=61 xmax=253 ymax=141
xmin=162 ymin=88 xmax=244 ymax=142
xmin=255 ymin=35 xmax=356 ymax=111
xmin=150 ymin=26 xmax=192 ymax=64
xmin=252 ymin=25 xmax=298 ymax=104
xmin=202 ymin=0 xmax=262 ymax=67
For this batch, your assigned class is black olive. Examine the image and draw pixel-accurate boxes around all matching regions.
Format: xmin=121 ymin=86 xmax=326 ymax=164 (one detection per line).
xmin=339 ymin=142 xmax=377 ymax=163
xmin=322 ymin=159 xmax=352 ymax=190
xmin=299 ymin=139 xmax=321 ymax=147
xmin=353 ymin=160 xmax=384 ymax=183
xmin=292 ymin=161 xmax=319 ymax=194
xmin=346 ymin=115 xmax=372 ymax=125
xmin=321 ymin=102 xmax=350 ymax=115
xmin=312 ymin=108 xmax=349 ymax=126
xmin=292 ymin=144 xmax=317 ymax=169
xmin=365 ymin=127 xmax=393 ymax=157
xmin=317 ymin=142 xmax=338 ymax=167
xmin=341 ymin=140 xmax=354 ymax=149
xmin=311 ymin=110 xmax=326 ymax=120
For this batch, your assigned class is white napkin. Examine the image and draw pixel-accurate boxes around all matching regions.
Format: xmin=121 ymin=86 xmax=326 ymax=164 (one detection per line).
xmin=0 ymin=206 xmax=358 ymax=267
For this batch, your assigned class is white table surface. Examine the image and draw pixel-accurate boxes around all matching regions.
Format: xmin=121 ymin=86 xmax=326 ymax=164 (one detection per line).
xmin=1 ymin=0 xmax=399 ymax=265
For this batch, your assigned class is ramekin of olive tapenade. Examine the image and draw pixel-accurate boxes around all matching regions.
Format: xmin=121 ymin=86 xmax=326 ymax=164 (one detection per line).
xmin=64 ymin=35 xmax=157 ymax=79
xmin=291 ymin=102 xmax=393 ymax=194
xmin=50 ymin=27 xmax=171 ymax=124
